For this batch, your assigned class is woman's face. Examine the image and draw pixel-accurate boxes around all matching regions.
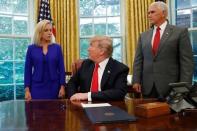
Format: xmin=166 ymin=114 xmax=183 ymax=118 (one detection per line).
xmin=41 ymin=23 xmax=52 ymax=42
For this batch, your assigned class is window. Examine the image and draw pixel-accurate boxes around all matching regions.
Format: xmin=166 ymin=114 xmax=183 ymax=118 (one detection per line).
xmin=79 ymin=0 xmax=123 ymax=61
xmin=170 ymin=0 xmax=197 ymax=81
xmin=0 ymin=0 xmax=33 ymax=101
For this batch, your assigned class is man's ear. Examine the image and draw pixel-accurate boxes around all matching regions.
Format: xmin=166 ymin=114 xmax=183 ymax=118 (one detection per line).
xmin=99 ymin=49 xmax=106 ymax=56
xmin=163 ymin=10 xmax=167 ymax=18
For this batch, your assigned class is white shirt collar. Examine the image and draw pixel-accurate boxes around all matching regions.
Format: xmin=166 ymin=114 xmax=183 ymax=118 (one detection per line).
xmin=98 ymin=58 xmax=109 ymax=69
xmin=154 ymin=21 xmax=167 ymax=31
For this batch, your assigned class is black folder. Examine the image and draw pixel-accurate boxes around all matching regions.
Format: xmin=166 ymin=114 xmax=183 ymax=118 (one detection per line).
xmin=84 ymin=106 xmax=137 ymax=124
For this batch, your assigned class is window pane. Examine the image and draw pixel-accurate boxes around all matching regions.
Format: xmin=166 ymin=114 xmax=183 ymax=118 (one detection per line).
xmin=0 ymin=85 xmax=14 ymax=101
xmin=15 ymin=38 xmax=29 ymax=60
xmin=176 ymin=0 xmax=190 ymax=9
xmin=194 ymin=56 xmax=197 ymax=81
xmin=176 ymin=9 xmax=191 ymax=27
xmin=80 ymin=18 xmax=93 ymax=36
xmin=107 ymin=0 xmax=120 ymax=16
xmin=106 ymin=0 xmax=119 ymax=5
xmin=193 ymin=8 xmax=197 ymax=27
xmin=94 ymin=18 xmax=106 ymax=35
xmin=0 ymin=0 xmax=12 ymax=14
xmin=13 ymin=16 xmax=28 ymax=35
xmin=0 ymin=62 xmax=13 ymax=84
xmin=0 ymin=38 xmax=13 ymax=60
xmin=0 ymin=16 xmax=12 ymax=34
xmin=80 ymin=38 xmax=89 ymax=59
xmin=112 ymin=38 xmax=122 ymax=61
xmin=192 ymin=0 xmax=197 ymax=6
xmin=16 ymin=84 xmax=24 ymax=99
xmin=192 ymin=30 xmax=197 ymax=55
xmin=15 ymin=62 xmax=24 ymax=83
xmin=79 ymin=0 xmax=122 ymax=61
xmin=175 ymin=0 xmax=197 ymax=82
xmin=13 ymin=0 xmax=27 ymax=14
xmin=94 ymin=0 xmax=106 ymax=16
xmin=107 ymin=17 xmax=120 ymax=35
xmin=0 ymin=0 xmax=30 ymax=101
xmin=79 ymin=0 xmax=94 ymax=17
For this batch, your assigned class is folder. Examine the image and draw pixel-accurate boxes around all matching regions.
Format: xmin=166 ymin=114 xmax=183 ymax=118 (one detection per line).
xmin=84 ymin=106 xmax=137 ymax=124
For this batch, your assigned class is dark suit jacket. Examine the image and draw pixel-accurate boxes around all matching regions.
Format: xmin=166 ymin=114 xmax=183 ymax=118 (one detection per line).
xmin=24 ymin=43 xmax=65 ymax=87
xmin=67 ymin=58 xmax=129 ymax=101
xmin=132 ymin=24 xmax=194 ymax=97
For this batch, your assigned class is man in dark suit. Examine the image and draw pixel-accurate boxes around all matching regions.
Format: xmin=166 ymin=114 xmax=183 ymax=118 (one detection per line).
xmin=132 ymin=1 xmax=194 ymax=98
xmin=67 ymin=36 xmax=129 ymax=101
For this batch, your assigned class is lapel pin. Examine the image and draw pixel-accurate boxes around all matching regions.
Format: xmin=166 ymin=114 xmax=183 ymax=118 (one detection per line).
xmin=107 ymin=70 xmax=110 ymax=74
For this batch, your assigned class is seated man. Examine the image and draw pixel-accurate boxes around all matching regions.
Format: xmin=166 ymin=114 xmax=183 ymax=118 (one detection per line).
xmin=67 ymin=36 xmax=129 ymax=101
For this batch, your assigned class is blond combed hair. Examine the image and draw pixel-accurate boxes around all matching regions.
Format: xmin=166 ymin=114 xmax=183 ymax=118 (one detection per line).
xmin=90 ymin=35 xmax=113 ymax=57
xmin=32 ymin=19 xmax=52 ymax=46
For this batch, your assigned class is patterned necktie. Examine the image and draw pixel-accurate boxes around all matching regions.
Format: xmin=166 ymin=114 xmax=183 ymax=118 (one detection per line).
xmin=91 ymin=63 xmax=99 ymax=92
xmin=152 ymin=27 xmax=161 ymax=56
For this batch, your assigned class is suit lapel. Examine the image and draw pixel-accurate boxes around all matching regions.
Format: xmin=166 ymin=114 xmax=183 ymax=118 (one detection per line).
xmin=100 ymin=58 xmax=112 ymax=90
xmin=147 ymin=29 xmax=154 ymax=57
xmin=155 ymin=24 xmax=172 ymax=57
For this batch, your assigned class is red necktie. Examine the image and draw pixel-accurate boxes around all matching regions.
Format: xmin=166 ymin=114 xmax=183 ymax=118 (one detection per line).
xmin=91 ymin=63 xmax=99 ymax=92
xmin=152 ymin=27 xmax=161 ymax=56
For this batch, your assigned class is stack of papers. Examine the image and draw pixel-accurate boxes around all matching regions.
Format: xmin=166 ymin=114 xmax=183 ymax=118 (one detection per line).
xmin=81 ymin=103 xmax=111 ymax=108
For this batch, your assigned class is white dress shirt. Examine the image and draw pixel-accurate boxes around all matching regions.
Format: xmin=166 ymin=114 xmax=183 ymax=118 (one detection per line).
xmin=151 ymin=21 xmax=167 ymax=47
xmin=88 ymin=58 xmax=109 ymax=101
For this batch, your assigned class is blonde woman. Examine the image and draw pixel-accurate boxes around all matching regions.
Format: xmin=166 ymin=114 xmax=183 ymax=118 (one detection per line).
xmin=24 ymin=20 xmax=65 ymax=100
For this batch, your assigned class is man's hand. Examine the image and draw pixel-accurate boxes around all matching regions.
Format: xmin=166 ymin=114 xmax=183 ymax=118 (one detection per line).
xmin=133 ymin=83 xmax=141 ymax=93
xmin=70 ymin=93 xmax=88 ymax=101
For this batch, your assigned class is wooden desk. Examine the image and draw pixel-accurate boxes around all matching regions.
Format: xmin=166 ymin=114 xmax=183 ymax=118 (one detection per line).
xmin=0 ymin=99 xmax=196 ymax=131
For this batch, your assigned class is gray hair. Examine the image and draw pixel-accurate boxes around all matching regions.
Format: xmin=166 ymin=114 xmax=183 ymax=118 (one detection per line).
xmin=151 ymin=1 xmax=168 ymax=17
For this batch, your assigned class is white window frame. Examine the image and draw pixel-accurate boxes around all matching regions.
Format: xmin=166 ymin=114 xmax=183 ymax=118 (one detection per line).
xmin=169 ymin=0 xmax=197 ymax=81
xmin=78 ymin=0 xmax=124 ymax=62
xmin=0 ymin=0 xmax=34 ymax=100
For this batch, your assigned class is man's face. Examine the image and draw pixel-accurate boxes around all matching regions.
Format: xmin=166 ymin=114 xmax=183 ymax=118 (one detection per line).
xmin=148 ymin=5 xmax=165 ymax=26
xmin=88 ymin=41 xmax=102 ymax=62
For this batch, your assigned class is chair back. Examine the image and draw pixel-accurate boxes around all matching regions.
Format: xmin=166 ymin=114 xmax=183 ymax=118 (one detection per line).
xmin=71 ymin=59 xmax=84 ymax=75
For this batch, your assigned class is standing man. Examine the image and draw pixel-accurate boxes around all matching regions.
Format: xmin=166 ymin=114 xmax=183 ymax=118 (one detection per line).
xmin=132 ymin=1 xmax=194 ymax=98
xmin=67 ymin=36 xmax=129 ymax=101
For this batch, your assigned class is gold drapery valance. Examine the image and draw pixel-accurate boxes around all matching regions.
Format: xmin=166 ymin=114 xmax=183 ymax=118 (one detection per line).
xmin=34 ymin=0 xmax=79 ymax=72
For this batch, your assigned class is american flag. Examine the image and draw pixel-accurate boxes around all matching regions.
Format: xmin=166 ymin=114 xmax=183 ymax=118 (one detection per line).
xmin=38 ymin=0 xmax=56 ymax=37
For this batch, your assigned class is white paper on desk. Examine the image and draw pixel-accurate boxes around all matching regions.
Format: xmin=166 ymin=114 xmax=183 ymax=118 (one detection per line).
xmin=81 ymin=103 xmax=111 ymax=108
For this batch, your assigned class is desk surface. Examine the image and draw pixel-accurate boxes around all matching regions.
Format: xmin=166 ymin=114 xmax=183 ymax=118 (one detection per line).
xmin=0 ymin=99 xmax=196 ymax=131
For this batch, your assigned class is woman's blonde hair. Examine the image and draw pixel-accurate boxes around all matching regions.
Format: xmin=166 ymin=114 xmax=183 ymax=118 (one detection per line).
xmin=32 ymin=19 xmax=52 ymax=46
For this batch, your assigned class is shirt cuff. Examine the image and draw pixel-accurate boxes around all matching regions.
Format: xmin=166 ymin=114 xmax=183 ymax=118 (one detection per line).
xmin=88 ymin=92 xmax=92 ymax=101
